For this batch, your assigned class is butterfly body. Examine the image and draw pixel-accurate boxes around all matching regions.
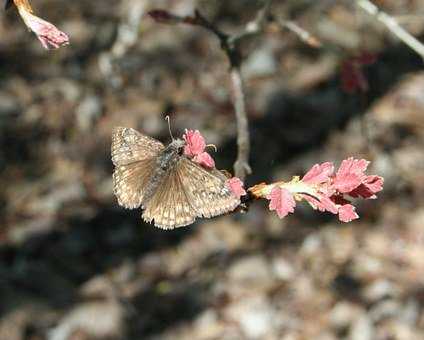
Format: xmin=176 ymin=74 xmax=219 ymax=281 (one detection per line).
xmin=143 ymin=139 xmax=185 ymax=204
xmin=112 ymin=127 xmax=240 ymax=229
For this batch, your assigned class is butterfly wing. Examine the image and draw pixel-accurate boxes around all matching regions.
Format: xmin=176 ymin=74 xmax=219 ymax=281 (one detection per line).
xmin=142 ymin=167 xmax=197 ymax=229
xmin=178 ymin=158 xmax=240 ymax=218
xmin=112 ymin=127 xmax=164 ymax=209
xmin=112 ymin=127 xmax=164 ymax=166
xmin=142 ymin=158 xmax=240 ymax=229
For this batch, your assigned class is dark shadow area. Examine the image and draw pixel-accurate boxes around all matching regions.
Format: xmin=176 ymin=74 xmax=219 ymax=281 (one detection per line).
xmin=0 ymin=204 xmax=194 ymax=319
xmin=128 ymin=280 xmax=209 ymax=338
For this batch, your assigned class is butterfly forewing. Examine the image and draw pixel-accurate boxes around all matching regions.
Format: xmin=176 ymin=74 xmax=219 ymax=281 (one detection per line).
xmin=112 ymin=127 xmax=164 ymax=208
xmin=112 ymin=127 xmax=164 ymax=166
xmin=113 ymin=159 xmax=156 ymax=208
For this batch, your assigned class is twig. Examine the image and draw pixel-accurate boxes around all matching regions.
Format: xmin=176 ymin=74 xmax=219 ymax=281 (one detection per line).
xmin=149 ymin=1 xmax=275 ymax=179
xmin=230 ymin=0 xmax=272 ymax=45
xmin=149 ymin=2 xmax=275 ymax=180
xmin=186 ymin=10 xmax=255 ymax=179
xmin=356 ymin=0 xmax=424 ymax=61
xmin=230 ymin=68 xmax=251 ymax=179
xmin=278 ymin=19 xmax=322 ymax=48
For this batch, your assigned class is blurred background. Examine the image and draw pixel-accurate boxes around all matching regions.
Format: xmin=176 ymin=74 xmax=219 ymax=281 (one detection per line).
xmin=1 ymin=0 xmax=424 ymax=339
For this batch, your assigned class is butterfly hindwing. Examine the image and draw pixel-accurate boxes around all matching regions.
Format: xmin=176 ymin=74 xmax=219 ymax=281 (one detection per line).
xmin=142 ymin=157 xmax=240 ymax=229
xmin=113 ymin=159 xmax=156 ymax=209
xmin=142 ymin=167 xmax=197 ymax=229
xmin=112 ymin=127 xmax=164 ymax=208
xmin=179 ymin=158 xmax=240 ymax=218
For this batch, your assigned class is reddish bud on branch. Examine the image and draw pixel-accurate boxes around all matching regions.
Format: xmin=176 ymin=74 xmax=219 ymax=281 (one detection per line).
xmin=12 ymin=0 xmax=69 ymax=50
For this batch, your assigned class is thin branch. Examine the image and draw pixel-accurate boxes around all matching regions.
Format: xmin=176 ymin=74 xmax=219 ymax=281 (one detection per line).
xmin=230 ymin=0 xmax=272 ymax=45
xmin=278 ymin=19 xmax=322 ymax=48
xmin=149 ymin=2 xmax=275 ymax=180
xmin=231 ymin=69 xmax=251 ymax=179
xmin=186 ymin=10 xmax=254 ymax=179
xmin=356 ymin=0 xmax=424 ymax=61
xmin=149 ymin=1 xmax=275 ymax=180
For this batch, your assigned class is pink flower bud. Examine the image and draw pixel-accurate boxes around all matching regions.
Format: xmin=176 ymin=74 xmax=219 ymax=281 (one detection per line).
xmin=193 ymin=152 xmax=215 ymax=169
xmin=18 ymin=6 xmax=69 ymax=49
xmin=226 ymin=177 xmax=246 ymax=198
xmin=183 ymin=129 xmax=206 ymax=157
xmin=338 ymin=204 xmax=359 ymax=223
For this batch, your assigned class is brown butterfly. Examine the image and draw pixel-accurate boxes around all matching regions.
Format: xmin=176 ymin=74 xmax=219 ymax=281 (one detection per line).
xmin=111 ymin=127 xmax=240 ymax=229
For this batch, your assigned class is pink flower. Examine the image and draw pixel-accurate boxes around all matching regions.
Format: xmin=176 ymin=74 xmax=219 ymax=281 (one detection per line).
xmin=17 ymin=5 xmax=69 ymax=49
xmin=182 ymin=129 xmax=216 ymax=169
xmin=226 ymin=177 xmax=246 ymax=198
xmin=348 ymin=175 xmax=384 ymax=199
xmin=333 ymin=158 xmax=369 ymax=193
xmin=302 ymin=162 xmax=334 ymax=185
xmin=302 ymin=194 xmax=338 ymax=214
xmin=193 ymin=152 xmax=215 ymax=169
xmin=254 ymin=157 xmax=384 ymax=223
xmin=338 ymin=204 xmax=359 ymax=222
xmin=183 ymin=130 xmax=206 ymax=157
xmin=267 ymin=187 xmax=296 ymax=219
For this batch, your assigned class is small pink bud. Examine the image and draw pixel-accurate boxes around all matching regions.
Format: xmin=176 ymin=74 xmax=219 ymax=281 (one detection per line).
xmin=226 ymin=177 xmax=246 ymax=198
xmin=148 ymin=10 xmax=183 ymax=24
xmin=193 ymin=152 xmax=215 ymax=169
xmin=183 ymin=129 xmax=206 ymax=157
xmin=338 ymin=204 xmax=359 ymax=223
xmin=18 ymin=7 xmax=69 ymax=49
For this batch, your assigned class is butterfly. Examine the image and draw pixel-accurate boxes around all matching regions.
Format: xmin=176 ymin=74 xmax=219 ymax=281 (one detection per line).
xmin=111 ymin=127 xmax=241 ymax=229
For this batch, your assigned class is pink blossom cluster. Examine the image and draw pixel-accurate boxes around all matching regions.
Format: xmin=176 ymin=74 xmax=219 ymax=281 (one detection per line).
xmin=182 ymin=130 xmax=246 ymax=198
xmin=267 ymin=158 xmax=384 ymax=222
xmin=183 ymin=130 xmax=216 ymax=168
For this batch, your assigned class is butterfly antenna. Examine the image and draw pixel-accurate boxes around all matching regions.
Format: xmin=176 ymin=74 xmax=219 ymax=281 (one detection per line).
xmin=165 ymin=115 xmax=174 ymax=140
xmin=206 ymin=144 xmax=217 ymax=152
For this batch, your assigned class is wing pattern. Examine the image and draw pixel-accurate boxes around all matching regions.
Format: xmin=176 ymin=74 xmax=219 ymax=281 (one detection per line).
xmin=142 ymin=158 xmax=240 ymax=229
xmin=142 ymin=168 xmax=197 ymax=229
xmin=179 ymin=159 xmax=240 ymax=218
xmin=112 ymin=127 xmax=164 ymax=208
xmin=112 ymin=127 xmax=241 ymax=229
xmin=111 ymin=127 xmax=164 ymax=166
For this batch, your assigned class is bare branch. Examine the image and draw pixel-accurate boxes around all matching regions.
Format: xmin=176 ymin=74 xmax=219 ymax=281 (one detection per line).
xmin=278 ymin=19 xmax=322 ymax=48
xmin=149 ymin=3 xmax=275 ymax=180
xmin=356 ymin=0 xmax=424 ymax=61
xmin=231 ymin=68 xmax=251 ymax=180
xmin=230 ymin=0 xmax=273 ymax=45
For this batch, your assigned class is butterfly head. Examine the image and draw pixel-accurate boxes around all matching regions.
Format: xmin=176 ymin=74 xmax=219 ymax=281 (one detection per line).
xmin=168 ymin=138 xmax=186 ymax=155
